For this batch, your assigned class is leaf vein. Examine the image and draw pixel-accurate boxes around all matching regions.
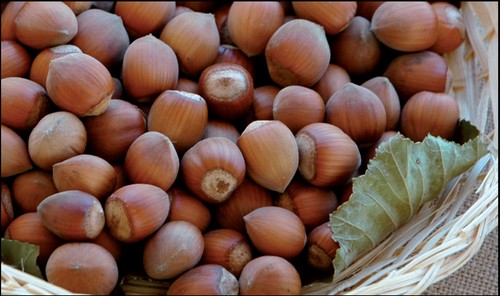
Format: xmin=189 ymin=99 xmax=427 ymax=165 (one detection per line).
xmin=333 ymin=214 xmax=377 ymax=246
xmin=372 ymin=164 xmax=408 ymax=206
xmin=390 ymin=142 xmax=412 ymax=203
xmin=362 ymin=189 xmax=399 ymax=229
xmin=413 ymin=154 xmax=425 ymax=213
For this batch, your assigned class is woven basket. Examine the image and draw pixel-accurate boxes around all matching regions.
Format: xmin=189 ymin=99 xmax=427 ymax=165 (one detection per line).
xmin=2 ymin=2 xmax=498 ymax=295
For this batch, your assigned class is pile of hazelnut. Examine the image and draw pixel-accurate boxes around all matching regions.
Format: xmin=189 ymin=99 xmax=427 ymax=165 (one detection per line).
xmin=1 ymin=2 xmax=464 ymax=295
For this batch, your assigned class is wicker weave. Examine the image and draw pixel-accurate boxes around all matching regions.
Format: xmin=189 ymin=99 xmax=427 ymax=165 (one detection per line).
xmin=1 ymin=2 xmax=498 ymax=295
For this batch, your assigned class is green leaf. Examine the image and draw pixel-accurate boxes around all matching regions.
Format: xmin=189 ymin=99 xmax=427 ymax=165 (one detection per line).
xmin=1 ymin=238 xmax=44 ymax=279
xmin=330 ymin=122 xmax=489 ymax=280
